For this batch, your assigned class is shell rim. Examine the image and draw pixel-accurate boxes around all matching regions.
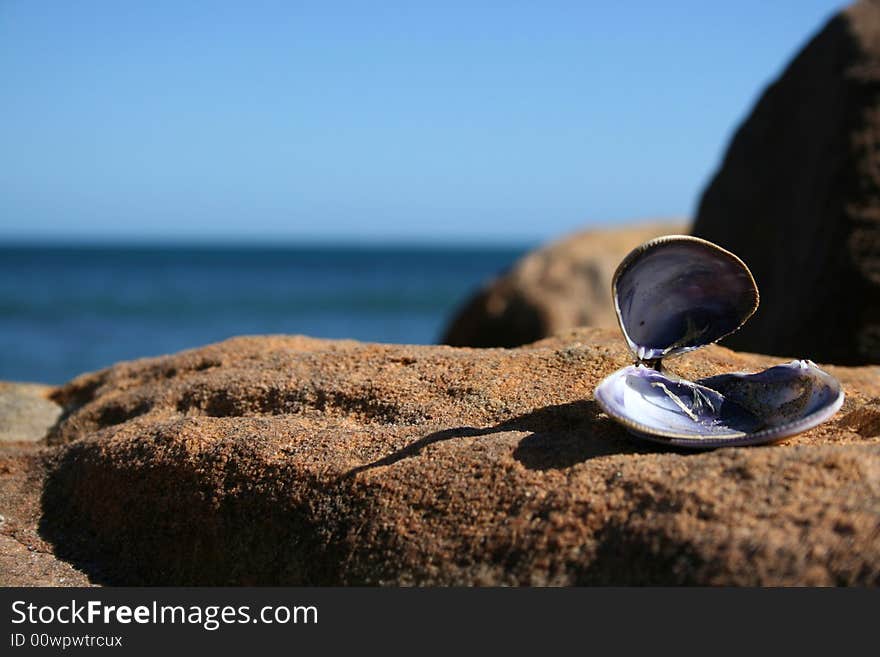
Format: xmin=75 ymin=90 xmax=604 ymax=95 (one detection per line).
xmin=611 ymin=234 xmax=760 ymax=362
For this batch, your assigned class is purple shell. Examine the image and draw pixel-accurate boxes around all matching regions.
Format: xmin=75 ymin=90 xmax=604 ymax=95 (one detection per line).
xmin=595 ymin=235 xmax=844 ymax=448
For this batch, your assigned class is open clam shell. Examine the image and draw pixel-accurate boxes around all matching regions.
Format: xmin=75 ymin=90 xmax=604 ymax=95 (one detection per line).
xmin=595 ymin=235 xmax=844 ymax=448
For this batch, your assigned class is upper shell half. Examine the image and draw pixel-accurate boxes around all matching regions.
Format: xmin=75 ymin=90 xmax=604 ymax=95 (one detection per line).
xmin=613 ymin=235 xmax=759 ymax=361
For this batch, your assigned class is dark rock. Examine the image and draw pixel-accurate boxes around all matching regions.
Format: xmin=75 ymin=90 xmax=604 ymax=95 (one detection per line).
xmin=693 ymin=0 xmax=880 ymax=364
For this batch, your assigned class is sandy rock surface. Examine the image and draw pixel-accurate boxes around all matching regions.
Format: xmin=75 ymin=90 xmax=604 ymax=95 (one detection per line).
xmin=2 ymin=330 xmax=878 ymax=586
xmin=442 ymin=222 xmax=685 ymax=348
xmin=0 ymin=443 xmax=92 ymax=586
xmin=0 ymin=383 xmax=85 ymax=586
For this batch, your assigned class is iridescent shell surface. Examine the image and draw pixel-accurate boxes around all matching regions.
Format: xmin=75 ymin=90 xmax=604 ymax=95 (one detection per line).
xmin=613 ymin=235 xmax=758 ymax=362
xmin=594 ymin=236 xmax=843 ymax=449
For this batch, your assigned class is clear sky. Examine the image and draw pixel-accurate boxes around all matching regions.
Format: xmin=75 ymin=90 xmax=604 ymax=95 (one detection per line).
xmin=0 ymin=1 xmax=846 ymax=244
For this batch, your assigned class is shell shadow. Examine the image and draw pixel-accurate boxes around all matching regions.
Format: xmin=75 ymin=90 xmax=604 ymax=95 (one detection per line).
xmin=510 ymin=401 xmax=659 ymax=470
xmin=345 ymin=400 xmax=654 ymax=477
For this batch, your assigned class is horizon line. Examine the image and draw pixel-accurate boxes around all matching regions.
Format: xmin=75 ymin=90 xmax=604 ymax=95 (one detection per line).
xmin=0 ymin=235 xmax=541 ymax=250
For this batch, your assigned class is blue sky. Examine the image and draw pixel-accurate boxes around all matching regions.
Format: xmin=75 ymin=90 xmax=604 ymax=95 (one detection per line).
xmin=0 ymin=1 xmax=846 ymax=243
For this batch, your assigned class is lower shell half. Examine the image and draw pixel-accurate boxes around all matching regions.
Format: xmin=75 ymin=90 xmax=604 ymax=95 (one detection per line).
xmin=593 ymin=360 xmax=844 ymax=449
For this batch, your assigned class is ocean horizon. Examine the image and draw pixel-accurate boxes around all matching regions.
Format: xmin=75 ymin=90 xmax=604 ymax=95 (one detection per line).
xmin=0 ymin=243 xmax=530 ymax=384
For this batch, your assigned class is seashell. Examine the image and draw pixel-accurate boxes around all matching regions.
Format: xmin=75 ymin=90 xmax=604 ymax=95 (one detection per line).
xmin=594 ymin=235 xmax=844 ymax=448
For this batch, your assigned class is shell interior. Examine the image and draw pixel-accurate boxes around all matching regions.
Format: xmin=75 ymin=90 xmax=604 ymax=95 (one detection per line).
xmin=613 ymin=236 xmax=759 ymax=361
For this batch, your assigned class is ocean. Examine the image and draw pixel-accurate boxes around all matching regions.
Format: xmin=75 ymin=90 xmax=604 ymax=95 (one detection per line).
xmin=0 ymin=244 xmax=528 ymax=384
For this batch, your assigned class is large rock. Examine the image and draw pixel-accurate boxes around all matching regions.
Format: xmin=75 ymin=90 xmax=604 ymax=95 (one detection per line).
xmin=14 ymin=332 xmax=880 ymax=585
xmin=442 ymin=222 xmax=685 ymax=348
xmin=693 ymin=0 xmax=880 ymax=365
